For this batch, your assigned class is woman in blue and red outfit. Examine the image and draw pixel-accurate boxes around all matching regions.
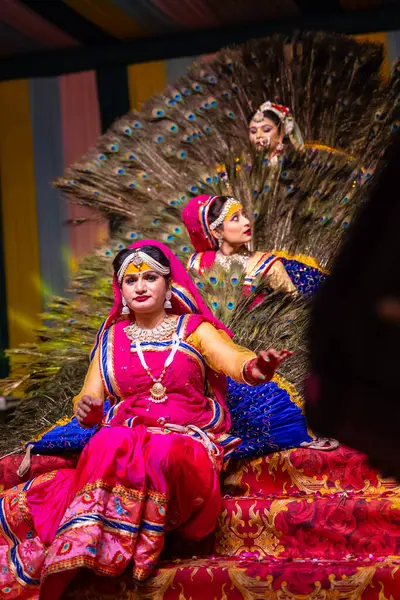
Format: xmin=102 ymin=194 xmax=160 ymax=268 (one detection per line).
xmin=182 ymin=193 xmax=337 ymax=456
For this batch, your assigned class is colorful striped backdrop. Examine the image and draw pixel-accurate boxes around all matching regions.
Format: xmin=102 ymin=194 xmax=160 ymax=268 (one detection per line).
xmin=0 ymin=54 xmax=195 ymax=375
xmin=0 ymin=31 xmax=398 ymax=376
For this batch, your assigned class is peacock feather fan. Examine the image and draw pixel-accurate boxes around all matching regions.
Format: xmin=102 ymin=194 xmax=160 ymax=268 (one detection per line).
xmin=55 ymin=34 xmax=399 ymax=272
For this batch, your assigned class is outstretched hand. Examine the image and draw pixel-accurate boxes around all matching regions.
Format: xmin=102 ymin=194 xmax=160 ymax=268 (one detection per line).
xmin=76 ymin=395 xmax=104 ymax=428
xmin=248 ymin=348 xmax=293 ymax=383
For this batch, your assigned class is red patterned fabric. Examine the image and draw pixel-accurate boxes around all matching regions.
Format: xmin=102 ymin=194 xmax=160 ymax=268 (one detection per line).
xmin=63 ymin=556 xmax=400 ymax=599
xmin=0 ymin=454 xmax=78 ymax=492
xmin=2 ymin=446 xmax=400 ymax=597
xmin=216 ymin=495 xmax=400 ymax=560
xmin=223 ymin=445 xmax=400 ymax=497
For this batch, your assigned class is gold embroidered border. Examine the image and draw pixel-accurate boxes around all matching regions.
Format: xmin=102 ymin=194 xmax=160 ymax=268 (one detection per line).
xmin=76 ymin=480 xmax=146 ymax=503
xmin=17 ymin=491 xmax=34 ymax=529
xmin=272 ymin=373 xmax=303 ymax=410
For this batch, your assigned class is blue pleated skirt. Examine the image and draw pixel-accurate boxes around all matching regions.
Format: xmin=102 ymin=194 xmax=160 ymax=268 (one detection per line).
xmin=227 ymin=378 xmax=311 ymax=459
xmin=280 ymin=257 xmax=327 ymax=296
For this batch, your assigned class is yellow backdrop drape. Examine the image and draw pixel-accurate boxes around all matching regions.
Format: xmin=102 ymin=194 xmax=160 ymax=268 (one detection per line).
xmin=0 ymin=79 xmax=41 ymax=347
xmin=65 ymin=0 xmax=147 ymax=39
xmin=127 ymin=61 xmax=166 ymax=111
xmin=355 ymin=32 xmax=390 ymax=80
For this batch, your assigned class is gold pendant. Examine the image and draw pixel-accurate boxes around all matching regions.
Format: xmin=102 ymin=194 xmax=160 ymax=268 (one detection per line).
xmin=150 ymin=382 xmax=167 ymax=403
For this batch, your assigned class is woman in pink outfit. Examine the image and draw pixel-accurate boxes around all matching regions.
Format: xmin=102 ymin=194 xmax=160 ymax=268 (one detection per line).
xmin=0 ymin=240 xmax=289 ymax=599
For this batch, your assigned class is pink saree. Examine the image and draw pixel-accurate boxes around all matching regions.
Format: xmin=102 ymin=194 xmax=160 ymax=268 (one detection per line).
xmin=0 ymin=241 xmax=239 ymax=599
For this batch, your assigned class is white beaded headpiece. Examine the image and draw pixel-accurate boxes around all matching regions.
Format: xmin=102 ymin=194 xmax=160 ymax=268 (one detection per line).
xmin=117 ymin=250 xmax=170 ymax=284
xmin=209 ymin=197 xmax=241 ymax=230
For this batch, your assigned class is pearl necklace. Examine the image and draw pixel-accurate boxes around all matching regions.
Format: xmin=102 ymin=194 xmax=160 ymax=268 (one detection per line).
xmin=135 ymin=332 xmax=182 ymax=405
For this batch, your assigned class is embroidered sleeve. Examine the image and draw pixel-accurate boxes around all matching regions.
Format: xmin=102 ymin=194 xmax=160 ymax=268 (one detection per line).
xmin=187 ymin=322 xmax=256 ymax=383
xmin=72 ymin=346 xmax=105 ymax=411
xmin=267 ymin=260 xmax=297 ymax=293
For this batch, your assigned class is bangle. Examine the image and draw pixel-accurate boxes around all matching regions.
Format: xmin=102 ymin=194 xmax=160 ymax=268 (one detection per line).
xmin=242 ymin=358 xmax=258 ymax=385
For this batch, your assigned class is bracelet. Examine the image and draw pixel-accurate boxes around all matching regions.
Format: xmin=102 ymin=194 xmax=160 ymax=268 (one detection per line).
xmin=242 ymin=358 xmax=259 ymax=385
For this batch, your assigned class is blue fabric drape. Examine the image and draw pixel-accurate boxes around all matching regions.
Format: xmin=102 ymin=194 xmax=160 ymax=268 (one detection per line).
xmin=166 ymin=57 xmax=196 ymax=84
xmin=29 ymin=77 xmax=68 ymax=299
xmin=388 ymin=31 xmax=400 ymax=64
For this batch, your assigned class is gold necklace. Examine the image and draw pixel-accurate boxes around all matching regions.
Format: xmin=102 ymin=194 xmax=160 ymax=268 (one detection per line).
xmin=215 ymin=251 xmax=249 ymax=271
xmin=124 ymin=316 xmax=177 ymax=343
xmin=135 ymin=332 xmax=181 ymax=405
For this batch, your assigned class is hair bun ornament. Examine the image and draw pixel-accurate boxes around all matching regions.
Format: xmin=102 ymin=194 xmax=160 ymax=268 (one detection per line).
xmin=259 ymin=100 xmax=273 ymax=112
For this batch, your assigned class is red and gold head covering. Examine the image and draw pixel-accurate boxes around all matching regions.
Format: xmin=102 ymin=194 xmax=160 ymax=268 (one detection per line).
xmin=182 ymin=195 xmax=242 ymax=253
xmin=252 ymin=101 xmax=304 ymax=149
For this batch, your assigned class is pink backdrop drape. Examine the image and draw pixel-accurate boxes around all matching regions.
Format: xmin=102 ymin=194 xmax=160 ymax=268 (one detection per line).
xmin=60 ymin=71 xmax=109 ymax=266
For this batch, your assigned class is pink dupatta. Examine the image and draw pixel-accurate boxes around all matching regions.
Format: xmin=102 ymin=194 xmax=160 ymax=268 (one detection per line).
xmin=92 ymin=240 xmax=233 ymax=410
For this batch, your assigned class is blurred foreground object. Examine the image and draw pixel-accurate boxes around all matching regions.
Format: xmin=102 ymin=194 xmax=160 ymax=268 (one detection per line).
xmin=307 ymin=131 xmax=400 ymax=480
xmin=0 ymin=396 xmax=23 ymax=424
